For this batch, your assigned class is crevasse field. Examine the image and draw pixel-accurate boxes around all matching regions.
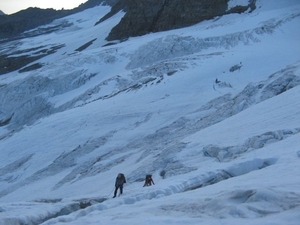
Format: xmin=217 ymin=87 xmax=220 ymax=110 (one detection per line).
xmin=0 ymin=0 xmax=300 ymax=224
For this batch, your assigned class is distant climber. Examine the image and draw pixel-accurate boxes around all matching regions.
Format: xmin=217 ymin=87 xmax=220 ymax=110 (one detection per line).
xmin=143 ymin=174 xmax=155 ymax=187
xmin=113 ymin=173 xmax=126 ymax=198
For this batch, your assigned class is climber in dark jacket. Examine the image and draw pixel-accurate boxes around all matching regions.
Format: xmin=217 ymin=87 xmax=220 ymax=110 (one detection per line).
xmin=113 ymin=173 xmax=126 ymax=198
xmin=143 ymin=174 xmax=155 ymax=187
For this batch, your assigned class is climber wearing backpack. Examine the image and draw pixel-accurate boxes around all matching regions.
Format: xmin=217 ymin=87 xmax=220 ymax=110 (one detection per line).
xmin=143 ymin=174 xmax=155 ymax=187
xmin=113 ymin=173 xmax=126 ymax=198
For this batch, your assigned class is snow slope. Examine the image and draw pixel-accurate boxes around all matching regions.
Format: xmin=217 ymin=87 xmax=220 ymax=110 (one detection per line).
xmin=0 ymin=0 xmax=300 ymax=224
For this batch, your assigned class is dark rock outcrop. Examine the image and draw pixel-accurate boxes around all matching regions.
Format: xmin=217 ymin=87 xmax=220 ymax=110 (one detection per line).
xmin=99 ymin=0 xmax=256 ymax=41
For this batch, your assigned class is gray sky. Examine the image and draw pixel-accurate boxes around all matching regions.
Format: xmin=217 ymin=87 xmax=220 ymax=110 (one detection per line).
xmin=0 ymin=0 xmax=88 ymax=14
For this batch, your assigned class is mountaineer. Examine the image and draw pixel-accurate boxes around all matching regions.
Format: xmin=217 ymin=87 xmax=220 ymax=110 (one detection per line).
xmin=113 ymin=173 xmax=126 ymax=198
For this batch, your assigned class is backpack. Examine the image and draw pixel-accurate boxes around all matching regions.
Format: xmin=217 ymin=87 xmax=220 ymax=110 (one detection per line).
xmin=120 ymin=173 xmax=126 ymax=183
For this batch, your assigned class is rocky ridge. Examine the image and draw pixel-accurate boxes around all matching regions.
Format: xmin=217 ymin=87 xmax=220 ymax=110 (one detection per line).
xmin=100 ymin=0 xmax=256 ymax=41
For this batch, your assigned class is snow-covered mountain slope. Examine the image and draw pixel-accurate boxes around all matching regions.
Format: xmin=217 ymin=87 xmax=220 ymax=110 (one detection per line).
xmin=0 ymin=1 xmax=300 ymax=224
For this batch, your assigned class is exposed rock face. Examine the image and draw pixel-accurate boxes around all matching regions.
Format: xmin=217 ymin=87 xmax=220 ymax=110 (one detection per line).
xmin=104 ymin=0 xmax=256 ymax=41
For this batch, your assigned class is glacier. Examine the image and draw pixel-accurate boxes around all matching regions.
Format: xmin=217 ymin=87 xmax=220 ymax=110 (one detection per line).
xmin=0 ymin=0 xmax=300 ymax=224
